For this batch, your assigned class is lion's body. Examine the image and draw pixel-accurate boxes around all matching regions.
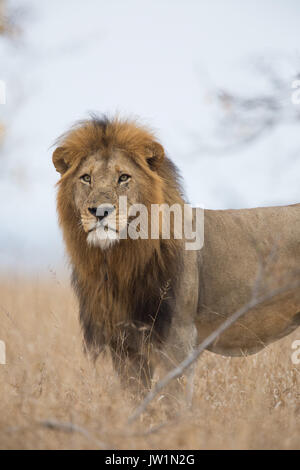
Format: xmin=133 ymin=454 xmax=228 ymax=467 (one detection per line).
xmin=197 ymin=205 xmax=300 ymax=356
xmin=53 ymin=116 xmax=300 ymax=397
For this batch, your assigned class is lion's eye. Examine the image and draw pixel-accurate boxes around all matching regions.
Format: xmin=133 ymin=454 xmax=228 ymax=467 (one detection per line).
xmin=80 ymin=174 xmax=91 ymax=184
xmin=118 ymin=174 xmax=130 ymax=183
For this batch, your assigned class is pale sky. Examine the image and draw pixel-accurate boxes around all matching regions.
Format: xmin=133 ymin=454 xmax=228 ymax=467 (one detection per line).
xmin=1 ymin=0 xmax=300 ymax=270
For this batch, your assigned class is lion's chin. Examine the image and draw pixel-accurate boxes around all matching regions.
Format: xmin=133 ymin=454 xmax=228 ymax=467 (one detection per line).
xmin=87 ymin=227 xmax=119 ymax=250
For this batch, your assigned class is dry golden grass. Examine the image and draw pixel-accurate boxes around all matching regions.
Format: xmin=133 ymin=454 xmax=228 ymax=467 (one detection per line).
xmin=0 ymin=272 xmax=299 ymax=450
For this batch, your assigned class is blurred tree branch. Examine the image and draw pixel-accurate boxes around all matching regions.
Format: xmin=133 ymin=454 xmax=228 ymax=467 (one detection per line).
xmin=129 ymin=275 xmax=300 ymax=423
xmin=0 ymin=0 xmax=23 ymax=151
xmin=0 ymin=0 xmax=19 ymax=36
xmin=0 ymin=0 xmax=8 ymax=147
xmin=0 ymin=0 xmax=8 ymax=35
xmin=194 ymin=57 xmax=300 ymax=155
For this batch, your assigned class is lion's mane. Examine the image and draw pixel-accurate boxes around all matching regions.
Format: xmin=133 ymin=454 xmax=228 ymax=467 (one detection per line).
xmin=54 ymin=116 xmax=185 ymax=355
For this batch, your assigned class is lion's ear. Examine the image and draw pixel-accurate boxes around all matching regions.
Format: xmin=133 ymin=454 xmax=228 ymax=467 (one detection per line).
xmin=145 ymin=142 xmax=165 ymax=170
xmin=52 ymin=147 xmax=70 ymax=174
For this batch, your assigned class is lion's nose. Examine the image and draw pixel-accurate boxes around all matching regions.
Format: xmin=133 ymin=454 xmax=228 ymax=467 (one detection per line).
xmin=89 ymin=205 xmax=115 ymax=222
xmin=88 ymin=207 xmax=97 ymax=217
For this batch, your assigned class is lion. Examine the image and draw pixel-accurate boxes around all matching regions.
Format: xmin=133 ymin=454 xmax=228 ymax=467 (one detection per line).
xmin=53 ymin=115 xmax=300 ymax=398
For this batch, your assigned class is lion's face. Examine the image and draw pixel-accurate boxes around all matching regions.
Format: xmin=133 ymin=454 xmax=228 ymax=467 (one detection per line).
xmin=53 ymin=118 xmax=170 ymax=250
xmin=74 ymin=149 xmax=138 ymax=249
xmin=71 ymin=148 xmax=156 ymax=249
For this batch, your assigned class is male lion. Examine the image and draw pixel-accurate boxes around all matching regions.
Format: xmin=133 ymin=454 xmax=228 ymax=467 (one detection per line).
xmin=53 ymin=116 xmax=300 ymax=397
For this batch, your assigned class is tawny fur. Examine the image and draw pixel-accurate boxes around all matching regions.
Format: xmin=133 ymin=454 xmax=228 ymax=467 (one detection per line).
xmin=53 ymin=116 xmax=189 ymax=391
xmin=53 ymin=115 xmax=300 ymax=396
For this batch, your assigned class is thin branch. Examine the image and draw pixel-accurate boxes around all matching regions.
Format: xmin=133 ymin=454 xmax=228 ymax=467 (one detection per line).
xmin=191 ymin=57 xmax=300 ymax=156
xmin=129 ymin=280 xmax=300 ymax=423
xmin=39 ymin=420 xmax=113 ymax=450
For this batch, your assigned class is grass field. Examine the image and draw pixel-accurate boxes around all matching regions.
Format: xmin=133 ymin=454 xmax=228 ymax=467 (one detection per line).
xmin=0 ymin=272 xmax=299 ymax=450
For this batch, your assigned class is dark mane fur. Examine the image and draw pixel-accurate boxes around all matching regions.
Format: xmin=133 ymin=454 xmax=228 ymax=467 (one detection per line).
xmin=54 ymin=115 xmax=185 ymax=359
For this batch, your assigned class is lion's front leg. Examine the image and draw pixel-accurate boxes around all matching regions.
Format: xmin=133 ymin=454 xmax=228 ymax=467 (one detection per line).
xmin=158 ymin=321 xmax=198 ymax=409
xmin=156 ymin=250 xmax=199 ymax=409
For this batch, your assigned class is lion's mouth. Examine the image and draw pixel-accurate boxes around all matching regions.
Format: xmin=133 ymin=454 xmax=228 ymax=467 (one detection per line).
xmin=87 ymin=225 xmax=118 ymax=234
xmin=86 ymin=222 xmax=121 ymax=249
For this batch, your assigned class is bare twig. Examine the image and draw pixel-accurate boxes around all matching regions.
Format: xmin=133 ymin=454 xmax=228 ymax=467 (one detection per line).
xmin=0 ymin=0 xmax=22 ymax=37
xmin=191 ymin=57 xmax=300 ymax=156
xmin=39 ymin=420 xmax=113 ymax=450
xmin=129 ymin=279 xmax=300 ymax=423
